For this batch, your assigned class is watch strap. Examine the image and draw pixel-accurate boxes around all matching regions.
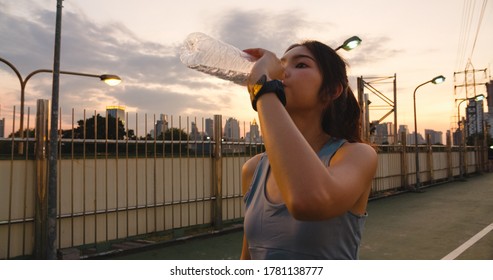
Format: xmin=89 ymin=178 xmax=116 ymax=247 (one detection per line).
xmin=250 ymin=78 xmax=286 ymax=111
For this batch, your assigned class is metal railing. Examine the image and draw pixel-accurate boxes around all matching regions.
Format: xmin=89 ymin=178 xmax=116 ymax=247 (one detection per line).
xmin=0 ymin=103 xmax=487 ymax=259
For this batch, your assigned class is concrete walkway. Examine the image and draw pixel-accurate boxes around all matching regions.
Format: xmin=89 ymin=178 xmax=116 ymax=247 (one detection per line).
xmin=103 ymin=173 xmax=493 ymax=260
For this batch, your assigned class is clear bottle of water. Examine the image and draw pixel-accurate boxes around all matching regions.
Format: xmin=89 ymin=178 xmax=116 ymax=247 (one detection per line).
xmin=180 ymin=32 xmax=254 ymax=86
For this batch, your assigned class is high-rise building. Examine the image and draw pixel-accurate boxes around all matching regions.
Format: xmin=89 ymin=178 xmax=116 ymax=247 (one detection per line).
xmin=452 ymin=128 xmax=462 ymax=146
xmin=446 ymin=130 xmax=452 ymax=145
xmin=397 ymin=125 xmax=409 ymax=144
xmin=408 ymin=132 xmax=425 ymax=145
xmin=424 ymin=129 xmax=443 ymax=145
xmin=106 ymin=105 xmax=125 ymax=127
xmin=205 ymin=118 xmax=213 ymax=139
xmin=155 ymin=114 xmax=168 ymax=138
xmin=190 ymin=121 xmax=202 ymax=140
xmin=466 ymin=99 xmax=484 ymax=136
xmin=373 ymin=122 xmax=394 ymax=144
xmin=224 ymin=117 xmax=240 ymax=140
xmin=249 ymin=119 xmax=260 ymax=142
xmin=485 ymin=80 xmax=493 ymax=138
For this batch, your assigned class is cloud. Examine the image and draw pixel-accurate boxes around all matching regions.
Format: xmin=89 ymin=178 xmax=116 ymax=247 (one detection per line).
xmin=1 ymin=4 xmax=204 ymax=112
xmin=348 ymin=35 xmax=405 ymax=66
xmin=0 ymin=6 xmax=54 ymax=71
xmin=210 ymin=9 xmax=315 ymax=56
xmin=1 ymin=2 xmax=407 ymax=135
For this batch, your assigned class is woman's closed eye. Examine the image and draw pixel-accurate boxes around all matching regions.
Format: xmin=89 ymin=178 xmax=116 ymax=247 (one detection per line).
xmin=295 ymin=62 xmax=309 ymax=68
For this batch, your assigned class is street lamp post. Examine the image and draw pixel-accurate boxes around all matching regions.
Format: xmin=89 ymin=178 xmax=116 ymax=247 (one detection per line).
xmin=456 ymin=94 xmax=485 ymax=131
xmin=413 ymin=75 xmax=445 ymax=191
xmin=1 ymin=58 xmax=121 ymax=260
xmin=0 ymin=57 xmax=121 ymax=154
xmin=455 ymin=94 xmax=485 ymax=178
xmin=335 ymin=36 xmax=362 ymax=51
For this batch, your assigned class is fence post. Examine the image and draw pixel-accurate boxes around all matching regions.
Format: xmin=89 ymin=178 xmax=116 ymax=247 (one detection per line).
xmin=400 ymin=132 xmax=408 ymax=189
xmin=426 ymin=134 xmax=434 ymax=184
xmin=446 ymin=133 xmax=453 ymax=180
xmin=474 ymin=137 xmax=481 ymax=174
xmin=213 ymin=115 xmax=222 ymax=229
xmin=483 ymin=120 xmax=489 ymax=172
xmin=34 ymin=99 xmax=49 ymax=259
xmin=462 ymin=119 xmax=467 ymax=177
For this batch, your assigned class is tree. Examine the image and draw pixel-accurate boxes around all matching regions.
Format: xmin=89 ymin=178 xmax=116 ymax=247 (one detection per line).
xmin=154 ymin=128 xmax=189 ymax=155
xmin=63 ymin=114 xmax=125 ymax=139
xmin=8 ymin=128 xmax=35 ymax=138
xmin=127 ymin=129 xmax=136 ymax=140
xmin=162 ymin=127 xmax=189 ymax=141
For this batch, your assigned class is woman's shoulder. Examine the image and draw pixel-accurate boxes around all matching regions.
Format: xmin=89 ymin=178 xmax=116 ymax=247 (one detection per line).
xmin=243 ymin=153 xmax=263 ymax=172
xmin=336 ymin=141 xmax=378 ymax=163
xmin=242 ymin=153 xmax=264 ymax=194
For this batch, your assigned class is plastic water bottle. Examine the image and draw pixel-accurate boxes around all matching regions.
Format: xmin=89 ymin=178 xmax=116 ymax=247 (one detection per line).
xmin=180 ymin=32 xmax=255 ymax=86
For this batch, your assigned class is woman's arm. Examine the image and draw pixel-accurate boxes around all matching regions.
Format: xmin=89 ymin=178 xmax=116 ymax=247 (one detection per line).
xmin=244 ymin=48 xmax=377 ymax=221
xmin=257 ymin=96 xmax=377 ymax=221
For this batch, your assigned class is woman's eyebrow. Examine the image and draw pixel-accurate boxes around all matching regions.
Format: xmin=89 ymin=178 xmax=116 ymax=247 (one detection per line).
xmin=281 ymin=54 xmax=315 ymax=63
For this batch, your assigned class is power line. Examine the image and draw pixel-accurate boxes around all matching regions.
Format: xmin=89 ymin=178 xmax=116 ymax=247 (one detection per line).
xmin=455 ymin=0 xmax=476 ymax=70
xmin=455 ymin=0 xmax=490 ymax=71
xmin=469 ymin=0 xmax=489 ymax=60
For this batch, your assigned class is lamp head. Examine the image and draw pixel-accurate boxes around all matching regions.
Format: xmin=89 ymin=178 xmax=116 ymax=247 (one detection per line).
xmin=336 ymin=36 xmax=362 ymax=51
xmin=100 ymin=74 xmax=122 ymax=86
xmin=431 ymin=75 xmax=445 ymax=84
xmin=474 ymin=94 xmax=485 ymax=101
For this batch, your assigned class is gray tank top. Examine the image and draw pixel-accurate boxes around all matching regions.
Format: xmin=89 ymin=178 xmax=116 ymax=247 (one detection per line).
xmin=243 ymin=138 xmax=367 ymax=260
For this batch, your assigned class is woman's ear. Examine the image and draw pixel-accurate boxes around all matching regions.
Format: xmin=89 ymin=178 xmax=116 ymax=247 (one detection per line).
xmin=332 ymin=84 xmax=344 ymax=100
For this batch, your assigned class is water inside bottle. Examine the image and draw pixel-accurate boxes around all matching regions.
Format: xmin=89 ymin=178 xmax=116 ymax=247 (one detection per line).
xmin=188 ymin=65 xmax=250 ymax=86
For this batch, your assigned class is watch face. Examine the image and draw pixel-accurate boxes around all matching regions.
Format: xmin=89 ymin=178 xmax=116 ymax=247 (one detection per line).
xmin=252 ymin=74 xmax=267 ymax=96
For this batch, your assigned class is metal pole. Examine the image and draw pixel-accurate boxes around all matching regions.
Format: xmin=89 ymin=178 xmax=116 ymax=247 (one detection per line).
xmin=393 ymin=73 xmax=397 ymax=144
xmin=446 ymin=133 xmax=453 ymax=180
xmin=363 ymin=93 xmax=370 ymax=142
xmin=34 ymin=100 xmax=49 ymax=259
xmin=413 ymin=81 xmax=431 ymax=191
xmin=483 ymin=120 xmax=489 ymax=172
xmin=457 ymin=99 xmax=466 ymax=179
xmin=213 ymin=115 xmax=223 ymax=229
xmin=47 ymin=0 xmax=63 ymax=260
xmin=462 ymin=119 xmax=468 ymax=176
xmin=356 ymin=77 xmax=365 ymax=140
xmin=413 ymin=86 xmax=420 ymax=190
xmin=400 ymin=131 xmax=408 ymax=188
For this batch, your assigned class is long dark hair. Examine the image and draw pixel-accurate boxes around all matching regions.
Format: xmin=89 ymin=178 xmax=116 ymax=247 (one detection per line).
xmin=286 ymin=41 xmax=362 ymax=143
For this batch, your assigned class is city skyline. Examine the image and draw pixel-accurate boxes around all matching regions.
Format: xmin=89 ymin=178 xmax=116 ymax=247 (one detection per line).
xmin=1 ymin=0 xmax=492 ymax=138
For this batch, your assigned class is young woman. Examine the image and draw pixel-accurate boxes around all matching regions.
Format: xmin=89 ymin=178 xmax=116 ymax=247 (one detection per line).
xmin=240 ymin=41 xmax=378 ymax=260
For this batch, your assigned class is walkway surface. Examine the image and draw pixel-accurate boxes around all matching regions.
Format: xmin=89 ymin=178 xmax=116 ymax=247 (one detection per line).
xmin=100 ymin=173 xmax=493 ymax=260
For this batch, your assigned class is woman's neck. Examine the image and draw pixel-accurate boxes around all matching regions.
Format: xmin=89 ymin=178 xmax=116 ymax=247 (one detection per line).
xmin=290 ymin=114 xmax=331 ymax=153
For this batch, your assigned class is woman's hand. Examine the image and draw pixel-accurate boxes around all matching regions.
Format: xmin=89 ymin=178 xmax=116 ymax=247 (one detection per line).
xmin=243 ymin=48 xmax=284 ymax=86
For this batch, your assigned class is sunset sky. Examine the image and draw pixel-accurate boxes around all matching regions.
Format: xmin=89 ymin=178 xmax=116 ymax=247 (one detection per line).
xmin=1 ymin=0 xmax=492 ymax=137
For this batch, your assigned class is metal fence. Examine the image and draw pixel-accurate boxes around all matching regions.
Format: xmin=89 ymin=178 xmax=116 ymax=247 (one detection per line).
xmin=0 ymin=103 xmax=486 ymax=259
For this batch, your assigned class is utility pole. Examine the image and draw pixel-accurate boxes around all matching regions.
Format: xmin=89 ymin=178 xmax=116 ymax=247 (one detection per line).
xmin=46 ymin=0 xmax=63 ymax=260
xmin=454 ymin=62 xmax=489 ymax=174
xmin=454 ymin=62 xmax=488 ymax=140
xmin=357 ymin=74 xmax=397 ymax=143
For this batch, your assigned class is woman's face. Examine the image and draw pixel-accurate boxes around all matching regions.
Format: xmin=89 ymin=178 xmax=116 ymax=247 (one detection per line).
xmin=281 ymin=46 xmax=324 ymax=113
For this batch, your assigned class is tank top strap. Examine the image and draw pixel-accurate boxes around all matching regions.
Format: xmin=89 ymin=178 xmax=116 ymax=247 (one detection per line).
xmin=243 ymin=153 xmax=269 ymax=207
xmin=317 ymin=138 xmax=347 ymax=166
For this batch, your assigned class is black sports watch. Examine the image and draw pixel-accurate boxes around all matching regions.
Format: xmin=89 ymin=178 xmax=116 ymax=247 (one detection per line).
xmin=249 ymin=74 xmax=286 ymax=111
